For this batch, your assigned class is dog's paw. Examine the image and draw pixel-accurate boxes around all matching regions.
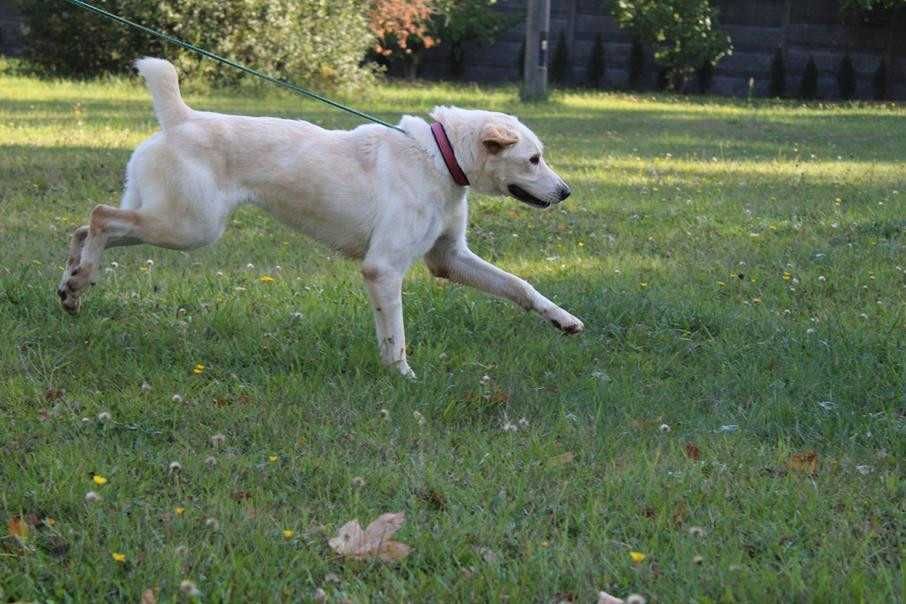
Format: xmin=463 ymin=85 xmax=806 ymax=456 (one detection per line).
xmin=57 ymin=284 xmax=81 ymax=315
xmin=397 ymin=361 xmax=417 ymax=380
xmin=545 ymin=308 xmax=584 ymax=335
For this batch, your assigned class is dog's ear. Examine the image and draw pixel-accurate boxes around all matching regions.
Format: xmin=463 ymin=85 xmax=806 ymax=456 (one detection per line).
xmin=480 ymin=123 xmax=518 ymax=154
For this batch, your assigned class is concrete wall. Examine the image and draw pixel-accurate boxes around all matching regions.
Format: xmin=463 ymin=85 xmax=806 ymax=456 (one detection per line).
xmin=415 ymin=0 xmax=906 ymax=100
xmin=3 ymin=0 xmax=903 ymax=99
xmin=0 ymin=0 xmax=24 ymax=56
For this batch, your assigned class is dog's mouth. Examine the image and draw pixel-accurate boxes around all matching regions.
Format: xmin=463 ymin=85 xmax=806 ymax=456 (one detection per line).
xmin=507 ymin=184 xmax=551 ymax=209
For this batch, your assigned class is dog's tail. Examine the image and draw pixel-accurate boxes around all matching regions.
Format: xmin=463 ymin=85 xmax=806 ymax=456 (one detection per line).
xmin=135 ymin=57 xmax=192 ymax=130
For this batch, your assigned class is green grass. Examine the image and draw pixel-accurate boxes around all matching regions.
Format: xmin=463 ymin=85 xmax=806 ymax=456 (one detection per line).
xmin=1 ymin=65 xmax=904 ymax=602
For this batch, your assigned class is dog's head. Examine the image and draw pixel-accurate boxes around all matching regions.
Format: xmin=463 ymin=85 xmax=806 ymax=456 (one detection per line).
xmin=430 ymin=106 xmax=570 ymax=208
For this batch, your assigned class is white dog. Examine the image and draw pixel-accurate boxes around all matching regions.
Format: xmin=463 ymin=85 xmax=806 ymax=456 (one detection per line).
xmin=58 ymin=58 xmax=584 ymax=377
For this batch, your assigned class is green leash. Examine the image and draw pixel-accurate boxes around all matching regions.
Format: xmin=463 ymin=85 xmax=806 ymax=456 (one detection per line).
xmin=60 ymin=0 xmax=406 ymax=134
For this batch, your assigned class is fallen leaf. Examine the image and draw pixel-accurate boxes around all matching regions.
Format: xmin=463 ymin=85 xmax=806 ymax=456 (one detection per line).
xmin=546 ymin=452 xmax=575 ymax=467
xmin=328 ymin=512 xmax=411 ymax=562
xmin=597 ymin=592 xmax=624 ymax=604
xmin=230 ymin=490 xmax=252 ymax=502
xmin=44 ymin=388 xmax=64 ymax=401
xmin=7 ymin=516 xmax=29 ymax=542
xmin=684 ymin=442 xmax=701 ymax=461
xmin=140 ymin=588 xmax=157 ymax=604
xmin=787 ymin=451 xmax=818 ymax=475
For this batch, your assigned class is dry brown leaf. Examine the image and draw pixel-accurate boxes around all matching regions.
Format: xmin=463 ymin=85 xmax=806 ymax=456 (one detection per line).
xmin=328 ymin=512 xmax=411 ymax=562
xmin=684 ymin=442 xmax=701 ymax=461
xmin=787 ymin=451 xmax=818 ymax=475
xmin=597 ymin=591 xmax=624 ymax=604
xmin=140 ymin=588 xmax=157 ymax=604
xmin=7 ymin=516 xmax=29 ymax=542
xmin=547 ymin=452 xmax=575 ymax=467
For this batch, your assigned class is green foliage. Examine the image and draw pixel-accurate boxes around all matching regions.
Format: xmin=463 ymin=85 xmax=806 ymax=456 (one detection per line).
xmin=550 ymin=30 xmax=571 ymax=85
xmin=516 ymin=39 xmax=525 ymax=79
xmin=431 ymin=0 xmax=512 ymax=79
xmin=873 ymin=58 xmax=888 ymax=100
xmin=769 ymin=47 xmax=786 ymax=98
xmin=586 ymin=32 xmax=606 ymax=88
xmin=840 ymin=0 xmax=906 ymax=10
xmin=628 ymin=38 xmax=645 ymax=89
xmin=16 ymin=0 xmax=376 ymax=91
xmin=695 ymin=60 xmax=713 ymax=93
xmin=837 ymin=54 xmax=857 ymax=100
xmin=799 ymin=55 xmax=819 ymax=100
xmin=613 ymin=0 xmax=732 ymax=90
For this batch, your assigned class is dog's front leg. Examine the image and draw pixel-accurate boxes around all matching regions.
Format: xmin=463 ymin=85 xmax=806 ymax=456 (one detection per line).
xmin=426 ymin=246 xmax=584 ymax=334
xmin=361 ymin=263 xmax=415 ymax=378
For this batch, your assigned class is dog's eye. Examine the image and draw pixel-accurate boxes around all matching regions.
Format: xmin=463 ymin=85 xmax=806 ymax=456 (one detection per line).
xmin=529 ymin=154 xmax=540 ymax=165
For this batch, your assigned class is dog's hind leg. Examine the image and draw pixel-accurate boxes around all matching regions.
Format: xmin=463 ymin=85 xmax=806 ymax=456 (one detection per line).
xmin=57 ymin=197 xmax=221 ymax=314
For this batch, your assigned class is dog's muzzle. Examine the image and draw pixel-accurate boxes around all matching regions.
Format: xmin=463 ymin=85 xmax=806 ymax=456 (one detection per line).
xmin=508 ymin=184 xmax=551 ymax=208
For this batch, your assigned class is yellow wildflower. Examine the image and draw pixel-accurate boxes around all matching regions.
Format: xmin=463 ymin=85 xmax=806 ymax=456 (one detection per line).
xmin=282 ymin=529 xmax=294 ymax=540
xmin=259 ymin=275 xmax=275 ymax=284
xmin=112 ymin=552 xmax=126 ymax=563
xmin=193 ymin=363 xmax=205 ymax=375
xmin=92 ymin=474 xmax=108 ymax=486
xmin=629 ymin=551 xmax=646 ymax=563
xmin=268 ymin=455 xmax=278 ymax=463
xmin=175 ymin=507 xmax=186 ymax=515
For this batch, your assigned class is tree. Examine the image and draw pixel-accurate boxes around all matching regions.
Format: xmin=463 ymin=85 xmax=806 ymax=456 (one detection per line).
xmin=799 ymin=55 xmax=819 ymax=100
xmin=769 ymin=47 xmax=786 ymax=98
xmin=17 ymin=0 xmax=377 ymax=90
xmin=627 ymin=38 xmax=645 ymax=90
xmin=612 ymin=0 xmax=732 ymax=91
xmin=586 ymin=32 xmax=606 ymax=88
xmin=873 ymin=58 xmax=888 ymax=99
xmin=432 ymin=0 xmax=511 ymax=79
xmin=369 ymin=0 xmax=436 ymax=79
xmin=840 ymin=0 xmax=905 ymax=98
xmin=550 ymin=30 xmax=571 ymax=85
xmin=837 ymin=54 xmax=856 ymax=100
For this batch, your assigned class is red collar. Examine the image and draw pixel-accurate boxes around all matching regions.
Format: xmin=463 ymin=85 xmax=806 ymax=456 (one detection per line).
xmin=430 ymin=122 xmax=469 ymax=187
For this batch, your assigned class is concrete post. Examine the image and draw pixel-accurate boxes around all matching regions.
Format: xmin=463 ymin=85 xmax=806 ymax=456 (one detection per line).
xmin=521 ymin=0 xmax=550 ymax=101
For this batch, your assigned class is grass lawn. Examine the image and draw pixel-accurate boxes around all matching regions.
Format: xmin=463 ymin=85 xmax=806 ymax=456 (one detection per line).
xmin=1 ymin=63 xmax=903 ymax=602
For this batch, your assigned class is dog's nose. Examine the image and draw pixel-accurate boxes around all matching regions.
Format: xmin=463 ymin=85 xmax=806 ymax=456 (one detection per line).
xmin=558 ymin=185 xmax=571 ymax=201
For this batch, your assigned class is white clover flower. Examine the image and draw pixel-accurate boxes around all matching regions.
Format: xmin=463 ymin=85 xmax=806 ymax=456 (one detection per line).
xmin=85 ymin=491 xmax=101 ymax=503
xmin=179 ymin=580 xmax=201 ymax=597
xmin=97 ymin=411 xmax=112 ymax=422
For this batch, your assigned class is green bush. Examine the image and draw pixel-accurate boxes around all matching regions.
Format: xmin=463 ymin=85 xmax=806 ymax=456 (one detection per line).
xmin=550 ymin=30 xmax=571 ymax=85
xmin=837 ymin=54 xmax=856 ymax=100
xmin=696 ymin=60 xmax=713 ymax=93
xmin=628 ymin=38 xmax=645 ymax=90
xmin=769 ymin=47 xmax=785 ymax=98
xmin=16 ymin=0 xmax=376 ymax=91
xmin=586 ymin=32 xmax=606 ymax=88
xmin=613 ymin=0 xmax=732 ymax=91
xmin=799 ymin=55 xmax=819 ymax=100
xmin=873 ymin=59 xmax=888 ymax=100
